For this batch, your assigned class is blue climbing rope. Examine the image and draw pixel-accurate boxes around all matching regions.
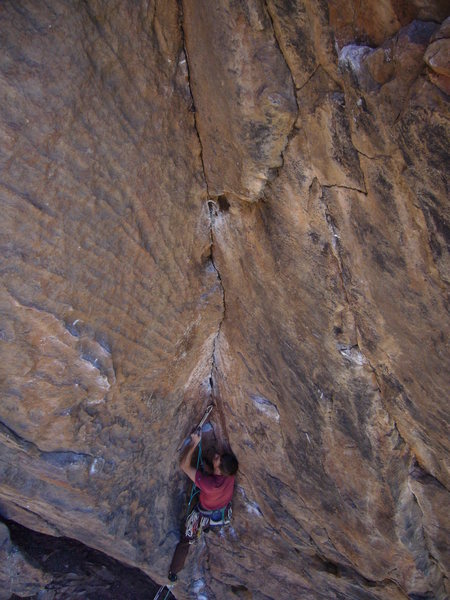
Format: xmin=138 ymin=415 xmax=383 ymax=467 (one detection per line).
xmin=186 ymin=439 xmax=202 ymax=514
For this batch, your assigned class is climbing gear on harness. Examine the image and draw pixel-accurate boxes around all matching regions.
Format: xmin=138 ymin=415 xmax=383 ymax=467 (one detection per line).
xmin=177 ymin=404 xmax=214 ymax=452
xmin=197 ymin=502 xmax=232 ymax=526
xmin=185 ymin=506 xmax=210 ymax=542
xmin=184 ymin=502 xmax=232 ymax=541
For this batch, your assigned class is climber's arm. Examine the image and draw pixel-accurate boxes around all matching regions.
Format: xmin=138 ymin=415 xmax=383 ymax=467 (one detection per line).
xmin=180 ymin=431 xmax=201 ymax=483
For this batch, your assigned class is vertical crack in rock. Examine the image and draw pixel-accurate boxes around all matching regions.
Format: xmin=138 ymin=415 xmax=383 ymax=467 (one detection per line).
xmin=207 ymin=201 xmax=226 ymax=399
xmin=261 ymin=1 xmax=299 ymax=194
xmin=177 ymin=1 xmax=226 ymax=417
xmin=179 ymin=1 xmax=298 ymax=202
xmin=177 ymin=0 xmax=210 ymax=199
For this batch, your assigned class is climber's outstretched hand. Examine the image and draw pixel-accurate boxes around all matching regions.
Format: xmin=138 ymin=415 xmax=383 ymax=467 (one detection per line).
xmin=191 ymin=430 xmax=201 ymax=447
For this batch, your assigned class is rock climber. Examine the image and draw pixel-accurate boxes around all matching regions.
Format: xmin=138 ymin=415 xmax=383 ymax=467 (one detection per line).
xmin=168 ymin=431 xmax=238 ymax=582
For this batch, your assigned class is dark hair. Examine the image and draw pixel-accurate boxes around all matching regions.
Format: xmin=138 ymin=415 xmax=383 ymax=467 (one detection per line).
xmin=220 ymin=452 xmax=239 ymax=476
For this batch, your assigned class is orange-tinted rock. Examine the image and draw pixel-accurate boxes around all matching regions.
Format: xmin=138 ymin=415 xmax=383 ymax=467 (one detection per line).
xmin=328 ymin=0 xmax=447 ymax=47
xmin=0 ymin=2 xmax=449 ymax=600
xmin=0 ymin=0 xmax=221 ymax=580
xmin=424 ymin=38 xmax=450 ymax=77
xmin=424 ymin=17 xmax=450 ymax=94
xmin=182 ymin=0 xmax=297 ymax=201
xmin=265 ymin=0 xmax=334 ymax=87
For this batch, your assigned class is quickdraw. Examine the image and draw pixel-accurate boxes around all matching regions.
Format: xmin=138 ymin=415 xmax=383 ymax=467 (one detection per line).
xmin=177 ymin=404 xmax=214 ymax=452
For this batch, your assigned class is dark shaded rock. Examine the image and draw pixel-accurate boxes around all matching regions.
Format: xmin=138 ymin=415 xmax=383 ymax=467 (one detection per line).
xmin=0 ymin=521 xmax=51 ymax=599
xmin=4 ymin=519 xmax=174 ymax=600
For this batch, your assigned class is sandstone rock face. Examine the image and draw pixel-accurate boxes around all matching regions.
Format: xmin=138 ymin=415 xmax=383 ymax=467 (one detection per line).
xmin=182 ymin=0 xmax=297 ymax=201
xmin=0 ymin=2 xmax=448 ymax=600
xmin=424 ymin=17 xmax=450 ymax=94
xmin=0 ymin=0 xmax=220 ymax=578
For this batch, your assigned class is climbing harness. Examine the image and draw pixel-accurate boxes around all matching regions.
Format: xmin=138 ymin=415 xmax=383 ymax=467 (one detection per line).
xmin=184 ymin=501 xmax=232 ymax=543
xmin=197 ymin=502 xmax=232 ymax=527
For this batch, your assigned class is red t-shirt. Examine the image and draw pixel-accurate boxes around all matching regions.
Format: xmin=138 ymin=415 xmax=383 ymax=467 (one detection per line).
xmin=195 ymin=471 xmax=235 ymax=510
